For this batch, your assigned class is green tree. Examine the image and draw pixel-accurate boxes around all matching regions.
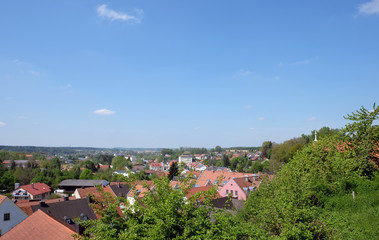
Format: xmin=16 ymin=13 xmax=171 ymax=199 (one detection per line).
xmin=222 ymin=154 xmax=230 ymax=167
xmin=79 ymin=168 xmax=93 ymax=179
xmin=215 ymin=146 xmax=222 ymax=152
xmin=260 ymin=141 xmax=273 ymax=159
xmin=168 ymin=161 xmax=179 ymax=181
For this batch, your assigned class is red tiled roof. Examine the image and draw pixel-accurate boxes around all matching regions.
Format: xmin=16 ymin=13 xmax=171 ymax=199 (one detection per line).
xmin=1 ymin=210 xmax=76 ymax=240
xmin=16 ymin=183 xmax=51 ymax=196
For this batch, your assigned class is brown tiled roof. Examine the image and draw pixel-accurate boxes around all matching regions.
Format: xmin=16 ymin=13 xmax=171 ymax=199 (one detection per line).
xmin=1 ymin=210 xmax=76 ymax=240
xmin=108 ymin=182 xmax=131 ymax=197
xmin=31 ymin=198 xmax=97 ymax=223
xmin=233 ymin=176 xmax=260 ymax=195
xmin=16 ymin=197 xmax=76 ymax=216
xmin=16 ymin=183 xmax=51 ymax=196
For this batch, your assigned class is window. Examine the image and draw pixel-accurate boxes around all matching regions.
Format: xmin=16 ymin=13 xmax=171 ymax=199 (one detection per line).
xmin=4 ymin=213 xmax=10 ymax=221
xmin=226 ymin=189 xmax=229 ymax=194
xmin=235 ymin=191 xmax=238 ymax=197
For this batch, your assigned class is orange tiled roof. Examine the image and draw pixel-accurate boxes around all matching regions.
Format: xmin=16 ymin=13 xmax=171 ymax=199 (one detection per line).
xmin=1 ymin=209 xmax=76 ymax=240
xmin=127 ymin=180 xmax=154 ymax=198
xmin=0 ymin=194 xmax=7 ymax=204
xmin=16 ymin=183 xmax=51 ymax=196
xmin=196 ymin=170 xmax=247 ymax=187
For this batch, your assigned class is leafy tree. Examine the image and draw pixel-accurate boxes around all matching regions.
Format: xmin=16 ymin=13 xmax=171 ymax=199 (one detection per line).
xmin=77 ymin=177 xmax=256 ymax=240
xmin=215 ymin=146 xmax=222 ymax=152
xmin=168 ymin=161 xmax=179 ymax=181
xmin=260 ymin=141 xmax=273 ymax=159
xmin=222 ymin=154 xmax=230 ymax=167
xmin=79 ymin=168 xmax=93 ymax=179
xmin=342 ymin=103 xmax=379 ymax=172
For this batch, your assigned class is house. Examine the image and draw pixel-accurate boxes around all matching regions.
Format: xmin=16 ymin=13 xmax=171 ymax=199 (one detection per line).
xmin=12 ymin=183 xmax=52 ymax=200
xmin=178 ymin=154 xmax=193 ymax=164
xmin=186 ymin=162 xmax=207 ymax=171
xmin=113 ymin=170 xmax=129 ymax=177
xmin=219 ymin=174 xmax=261 ymax=201
xmin=0 ymin=209 xmax=76 ymax=240
xmin=0 ymin=195 xmax=28 ymax=237
xmin=127 ymin=181 xmax=154 ymax=206
xmin=73 ymin=182 xmax=131 ymax=199
xmin=2 ymin=160 xmax=29 ymax=168
xmin=196 ymin=170 xmax=248 ymax=189
xmin=150 ymin=162 xmax=163 ymax=171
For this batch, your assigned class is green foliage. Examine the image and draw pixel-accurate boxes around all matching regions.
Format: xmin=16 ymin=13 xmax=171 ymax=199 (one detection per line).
xmin=168 ymin=161 xmax=179 ymax=180
xmin=260 ymin=141 xmax=273 ymax=159
xmin=112 ymin=156 xmax=132 ymax=170
xmin=79 ymin=168 xmax=94 ymax=179
xmin=77 ymin=177 xmax=257 ymax=240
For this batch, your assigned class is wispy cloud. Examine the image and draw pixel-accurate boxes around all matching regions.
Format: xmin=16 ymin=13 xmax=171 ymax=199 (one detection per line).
xmin=307 ymin=116 xmax=317 ymax=121
xmin=97 ymin=4 xmax=143 ymax=23
xmin=17 ymin=116 xmax=28 ymax=119
xmin=249 ymin=127 xmax=255 ymax=131
xmin=359 ymin=0 xmax=379 ymax=15
xmin=235 ymin=69 xmax=251 ymax=77
xmin=93 ymin=108 xmax=116 ymax=115
xmin=0 ymin=122 xmax=6 ymax=126
xmin=193 ymin=126 xmax=201 ymax=130
xmin=246 ymin=105 xmax=253 ymax=109
xmin=258 ymin=117 xmax=265 ymax=121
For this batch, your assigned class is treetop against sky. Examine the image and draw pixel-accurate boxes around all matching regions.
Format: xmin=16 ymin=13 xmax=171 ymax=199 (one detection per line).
xmin=0 ymin=1 xmax=378 ymax=148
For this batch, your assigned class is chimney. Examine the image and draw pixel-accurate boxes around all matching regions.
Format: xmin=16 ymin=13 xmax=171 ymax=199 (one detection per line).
xmin=15 ymin=182 xmax=20 ymax=190
xmin=64 ymin=196 xmax=69 ymax=201
xmin=245 ymin=175 xmax=249 ymax=182
xmin=39 ymin=201 xmax=47 ymax=207
xmin=118 ymin=182 xmax=121 ymax=188
xmin=32 ymin=183 xmax=34 ymax=189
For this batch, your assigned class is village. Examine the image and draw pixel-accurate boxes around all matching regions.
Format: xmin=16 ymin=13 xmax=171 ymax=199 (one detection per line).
xmin=0 ymin=149 xmax=273 ymax=238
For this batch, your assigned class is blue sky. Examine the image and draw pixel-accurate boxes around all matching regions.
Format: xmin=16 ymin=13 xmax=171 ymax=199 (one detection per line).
xmin=0 ymin=0 xmax=378 ymax=148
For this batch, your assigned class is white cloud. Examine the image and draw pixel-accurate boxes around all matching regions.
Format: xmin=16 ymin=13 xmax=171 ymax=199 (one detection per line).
xmin=258 ymin=117 xmax=265 ymax=121
xmin=97 ymin=4 xmax=143 ymax=23
xmin=93 ymin=108 xmax=116 ymax=115
xmin=0 ymin=122 xmax=6 ymax=126
xmin=193 ymin=126 xmax=201 ymax=130
xmin=246 ymin=105 xmax=253 ymax=109
xmin=249 ymin=127 xmax=255 ymax=131
xmin=359 ymin=0 xmax=379 ymax=15
xmin=307 ymin=117 xmax=317 ymax=121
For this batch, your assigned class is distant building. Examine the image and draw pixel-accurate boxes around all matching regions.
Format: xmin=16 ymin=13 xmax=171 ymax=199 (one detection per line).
xmin=179 ymin=154 xmax=193 ymax=164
